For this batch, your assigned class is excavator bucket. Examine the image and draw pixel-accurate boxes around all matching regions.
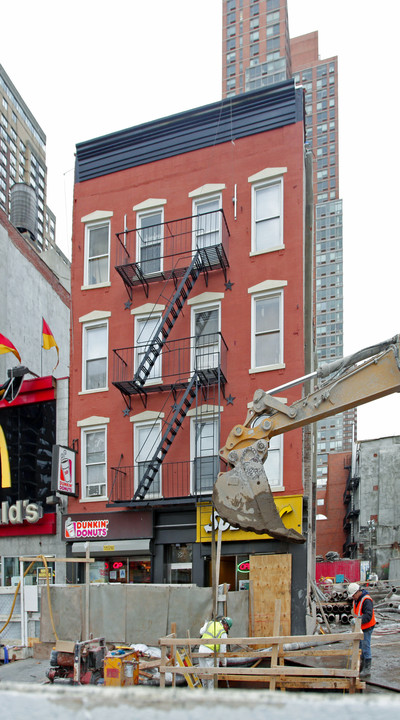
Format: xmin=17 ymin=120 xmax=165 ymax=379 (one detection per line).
xmin=213 ymin=442 xmax=305 ymax=543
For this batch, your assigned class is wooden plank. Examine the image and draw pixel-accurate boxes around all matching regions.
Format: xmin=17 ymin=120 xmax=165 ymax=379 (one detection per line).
xmin=159 ymin=632 xmax=363 ymax=646
xmin=269 ymin=599 xmax=281 ymax=691
xmin=250 ymin=555 xmax=292 ymax=637
xmin=159 ymin=665 xmax=360 ymax=678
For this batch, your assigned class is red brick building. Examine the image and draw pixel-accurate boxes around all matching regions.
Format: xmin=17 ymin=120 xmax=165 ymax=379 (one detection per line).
xmin=66 ymin=82 xmax=312 ymax=631
xmin=316 ymin=452 xmax=350 ymax=558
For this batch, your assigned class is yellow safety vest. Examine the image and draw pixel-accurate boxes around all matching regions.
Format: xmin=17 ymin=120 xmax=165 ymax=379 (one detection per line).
xmin=201 ymin=621 xmax=226 ymax=652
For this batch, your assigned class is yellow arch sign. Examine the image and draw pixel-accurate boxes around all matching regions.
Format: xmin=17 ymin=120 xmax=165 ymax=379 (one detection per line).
xmin=0 ymin=424 xmax=11 ymax=488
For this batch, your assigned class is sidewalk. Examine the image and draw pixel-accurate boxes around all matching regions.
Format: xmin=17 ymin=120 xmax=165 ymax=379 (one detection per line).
xmin=0 ymin=657 xmax=49 ymax=684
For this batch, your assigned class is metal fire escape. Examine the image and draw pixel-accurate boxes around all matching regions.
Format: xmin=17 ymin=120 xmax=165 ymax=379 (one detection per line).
xmin=110 ymin=210 xmax=229 ymax=505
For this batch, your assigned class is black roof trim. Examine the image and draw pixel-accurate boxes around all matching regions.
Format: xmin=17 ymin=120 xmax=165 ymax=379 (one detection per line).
xmin=75 ymin=80 xmax=304 ymax=183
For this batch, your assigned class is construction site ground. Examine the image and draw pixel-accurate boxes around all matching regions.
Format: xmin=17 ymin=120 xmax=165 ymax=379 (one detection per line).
xmin=1 ymin=624 xmax=400 ymax=693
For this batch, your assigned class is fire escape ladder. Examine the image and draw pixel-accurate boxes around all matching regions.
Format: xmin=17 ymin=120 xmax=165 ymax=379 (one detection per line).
xmin=133 ymin=250 xmax=203 ymax=388
xmin=133 ymin=373 xmax=199 ymax=500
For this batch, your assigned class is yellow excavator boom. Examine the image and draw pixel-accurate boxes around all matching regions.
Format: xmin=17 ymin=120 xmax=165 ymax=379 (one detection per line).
xmin=213 ymin=335 xmax=400 ymax=540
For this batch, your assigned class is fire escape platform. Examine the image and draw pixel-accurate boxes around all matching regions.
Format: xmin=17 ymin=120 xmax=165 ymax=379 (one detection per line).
xmin=115 ymin=210 xmax=230 ymax=299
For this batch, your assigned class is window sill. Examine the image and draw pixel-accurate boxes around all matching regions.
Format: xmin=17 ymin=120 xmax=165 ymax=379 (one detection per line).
xmin=79 ymin=387 xmax=109 ymax=395
xmin=271 ymin=485 xmax=285 ymax=493
xmin=81 ymin=281 xmax=111 ymax=290
xmin=79 ymin=496 xmax=108 ymax=503
xmin=249 ymin=245 xmax=285 ymax=257
xmin=249 ymin=363 xmax=285 ymax=374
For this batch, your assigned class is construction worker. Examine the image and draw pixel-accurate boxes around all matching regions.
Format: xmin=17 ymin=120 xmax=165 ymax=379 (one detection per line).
xmin=347 ymin=582 xmax=376 ymax=678
xmin=198 ymin=616 xmax=232 ymax=689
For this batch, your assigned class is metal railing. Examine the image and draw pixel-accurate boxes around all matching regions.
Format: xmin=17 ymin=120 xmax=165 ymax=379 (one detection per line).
xmin=109 ymin=458 xmax=223 ymax=504
xmin=115 ymin=210 xmax=230 ymax=295
xmin=112 ymin=333 xmax=228 ymax=396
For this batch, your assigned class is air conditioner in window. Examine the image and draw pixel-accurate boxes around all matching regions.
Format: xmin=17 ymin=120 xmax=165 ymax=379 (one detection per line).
xmin=87 ymin=484 xmax=105 ymax=497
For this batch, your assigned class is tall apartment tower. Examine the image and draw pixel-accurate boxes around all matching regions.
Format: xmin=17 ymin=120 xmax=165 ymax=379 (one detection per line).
xmin=222 ymin=0 xmax=356 ymax=491
xmin=0 ymin=64 xmax=56 ymax=251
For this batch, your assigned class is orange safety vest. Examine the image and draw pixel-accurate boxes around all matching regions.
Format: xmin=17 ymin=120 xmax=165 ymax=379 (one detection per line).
xmin=201 ymin=621 xmax=226 ymax=652
xmin=353 ymin=593 xmax=376 ymax=630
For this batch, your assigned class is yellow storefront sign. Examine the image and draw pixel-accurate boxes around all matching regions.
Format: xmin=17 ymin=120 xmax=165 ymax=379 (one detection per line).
xmin=196 ymin=495 xmax=303 ymax=543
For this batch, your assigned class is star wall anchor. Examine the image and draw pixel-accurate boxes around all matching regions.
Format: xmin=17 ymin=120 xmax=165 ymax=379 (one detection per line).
xmin=123 ymin=408 xmax=130 ymax=417
xmin=124 ymin=300 xmax=132 ymax=310
xmin=226 ymin=394 xmax=235 ymax=405
xmin=224 ymin=280 xmax=234 ymax=291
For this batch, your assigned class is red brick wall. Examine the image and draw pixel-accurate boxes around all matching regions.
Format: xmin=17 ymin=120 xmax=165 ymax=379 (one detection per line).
xmin=316 ymin=452 xmax=350 ymax=558
xmin=69 ymin=119 xmax=306 ymax=513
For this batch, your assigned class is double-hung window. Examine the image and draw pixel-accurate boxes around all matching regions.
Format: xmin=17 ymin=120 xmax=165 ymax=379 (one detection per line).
xmin=248 ymin=169 xmax=286 ymax=254
xmin=193 ymin=304 xmax=220 ymax=372
xmin=249 ymin=283 xmax=285 ymax=371
xmin=193 ymin=195 xmax=221 ymax=249
xmin=82 ymin=320 xmax=108 ymax=391
xmin=84 ymin=219 xmax=111 ymax=286
xmin=134 ymin=421 xmax=162 ymax=498
xmin=264 ymin=435 xmax=283 ymax=489
xmin=253 ymin=180 xmax=282 ymax=252
xmin=137 ymin=209 xmax=163 ymax=275
xmin=253 ymin=292 xmax=282 ymax=367
xmin=191 ymin=412 xmax=220 ymax=494
xmin=81 ymin=424 xmax=107 ymax=499
xmin=135 ymin=314 xmax=162 ymax=383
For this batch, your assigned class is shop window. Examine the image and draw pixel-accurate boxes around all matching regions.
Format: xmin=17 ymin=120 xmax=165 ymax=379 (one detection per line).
xmin=167 ymin=544 xmax=192 ymax=583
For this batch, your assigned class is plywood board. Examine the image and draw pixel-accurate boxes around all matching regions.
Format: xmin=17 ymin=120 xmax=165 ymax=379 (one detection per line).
xmin=250 ymin=554 xmax=291 ymax=636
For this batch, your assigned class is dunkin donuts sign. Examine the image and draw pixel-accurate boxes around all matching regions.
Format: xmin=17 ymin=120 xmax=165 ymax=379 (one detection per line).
xmin=65 ymin=516 xmax=109 ymax=539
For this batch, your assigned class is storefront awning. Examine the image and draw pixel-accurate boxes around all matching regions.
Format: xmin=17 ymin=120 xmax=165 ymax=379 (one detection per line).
xmin=71 ymin=539 xmax=151 ymax=557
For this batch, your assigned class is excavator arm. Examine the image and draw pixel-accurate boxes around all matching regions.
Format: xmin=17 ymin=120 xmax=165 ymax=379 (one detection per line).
xmin=213 ymin=335 xmax=400 ymax=541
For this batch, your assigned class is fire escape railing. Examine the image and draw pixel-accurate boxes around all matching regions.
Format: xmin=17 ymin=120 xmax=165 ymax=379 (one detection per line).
xmin=115 ymin=209 xmax=229 ymax=299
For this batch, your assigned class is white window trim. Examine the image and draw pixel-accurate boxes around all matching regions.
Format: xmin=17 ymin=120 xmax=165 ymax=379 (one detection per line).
xmin=134 ymin=419 xmax=162 ymax=499
xmin=135 ymin=205 xmax=164 ymax=276
xmin=80 ymin=423 xmax=108 ymax=502
xmin=247 ymin=401 xmax=285 ymax=491
xmin=192 ymin=192 xmax=222 ymax=252
xmin=188 ymin=184 xmax=226 ymax=198
xmin=133 ymin=198 xmax=167 ymax=212
xmin=249 ymin=171 xmax=285 ymax=256
xmin=190 ymin=301 xmax=221 ymax=376
xmin=134 ymin=312 xmax=162 ymax=386
xmin=81 ymin=318 xmax=109 ymax=394
xmin=82 ymin=214 xmax=112 ymax=288
xmin=189 ymin=408 xmax=220 ymax=496
xmin=250 ymin=288 xmax=284 ymax=373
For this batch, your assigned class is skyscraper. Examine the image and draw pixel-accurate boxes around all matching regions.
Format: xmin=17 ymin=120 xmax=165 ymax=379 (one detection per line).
xmin=222 ymin=1 xmax=355 ymax=493
xmin=0 ymin=64 xmax=56 ymax=251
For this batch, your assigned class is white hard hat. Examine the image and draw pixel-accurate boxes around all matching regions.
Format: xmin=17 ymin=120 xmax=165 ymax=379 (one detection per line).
xmin=347 ymin=583 xmax=360 ymax=598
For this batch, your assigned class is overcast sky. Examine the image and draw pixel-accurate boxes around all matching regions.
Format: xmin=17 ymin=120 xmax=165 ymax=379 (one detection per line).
xmin=2 ymin=0 xmax=400 ymax=440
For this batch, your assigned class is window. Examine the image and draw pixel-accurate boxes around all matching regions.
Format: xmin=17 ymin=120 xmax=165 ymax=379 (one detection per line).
xmin=264 ymin=434 xmax=283 ymax=488
xmin=252 ymin=179 xmax=283 ymax=252
xmin=136 ymin=209 xmax=163 ymax=275
xmin=83 ymin=322 xmax=108 ymax=391
xmin=193 ymin=195 xmax=221 ymax=249
xmin=192 ymin=414 xmax=219 ymax=494
xmin=252 ymin=291 xmax=283 ymax=368
xmin=193 ymin=304 xmax=220 ymax=372
xmin=82 ymin=426 xmax=107 ymax=499
xmin=84 ymin=221 xmax=110 ymax=285
xmin=135 ymin=314 xmax=162 ymax=382
xmin=167 ymin=544 xmax=192 ymax=583
xmin=134 ymin=421 xmax=161 ymax=498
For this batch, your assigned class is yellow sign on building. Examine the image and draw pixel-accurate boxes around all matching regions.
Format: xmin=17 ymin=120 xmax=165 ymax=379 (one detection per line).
xmin=196 ymin=495 xmax=303 ymax=543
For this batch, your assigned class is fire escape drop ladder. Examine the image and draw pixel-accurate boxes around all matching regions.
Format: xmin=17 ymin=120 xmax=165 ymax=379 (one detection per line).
xmin=133 ymin=373 xmax=199 ymax=500
xmin=133 ymin=249 xmax=204 ymax=397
